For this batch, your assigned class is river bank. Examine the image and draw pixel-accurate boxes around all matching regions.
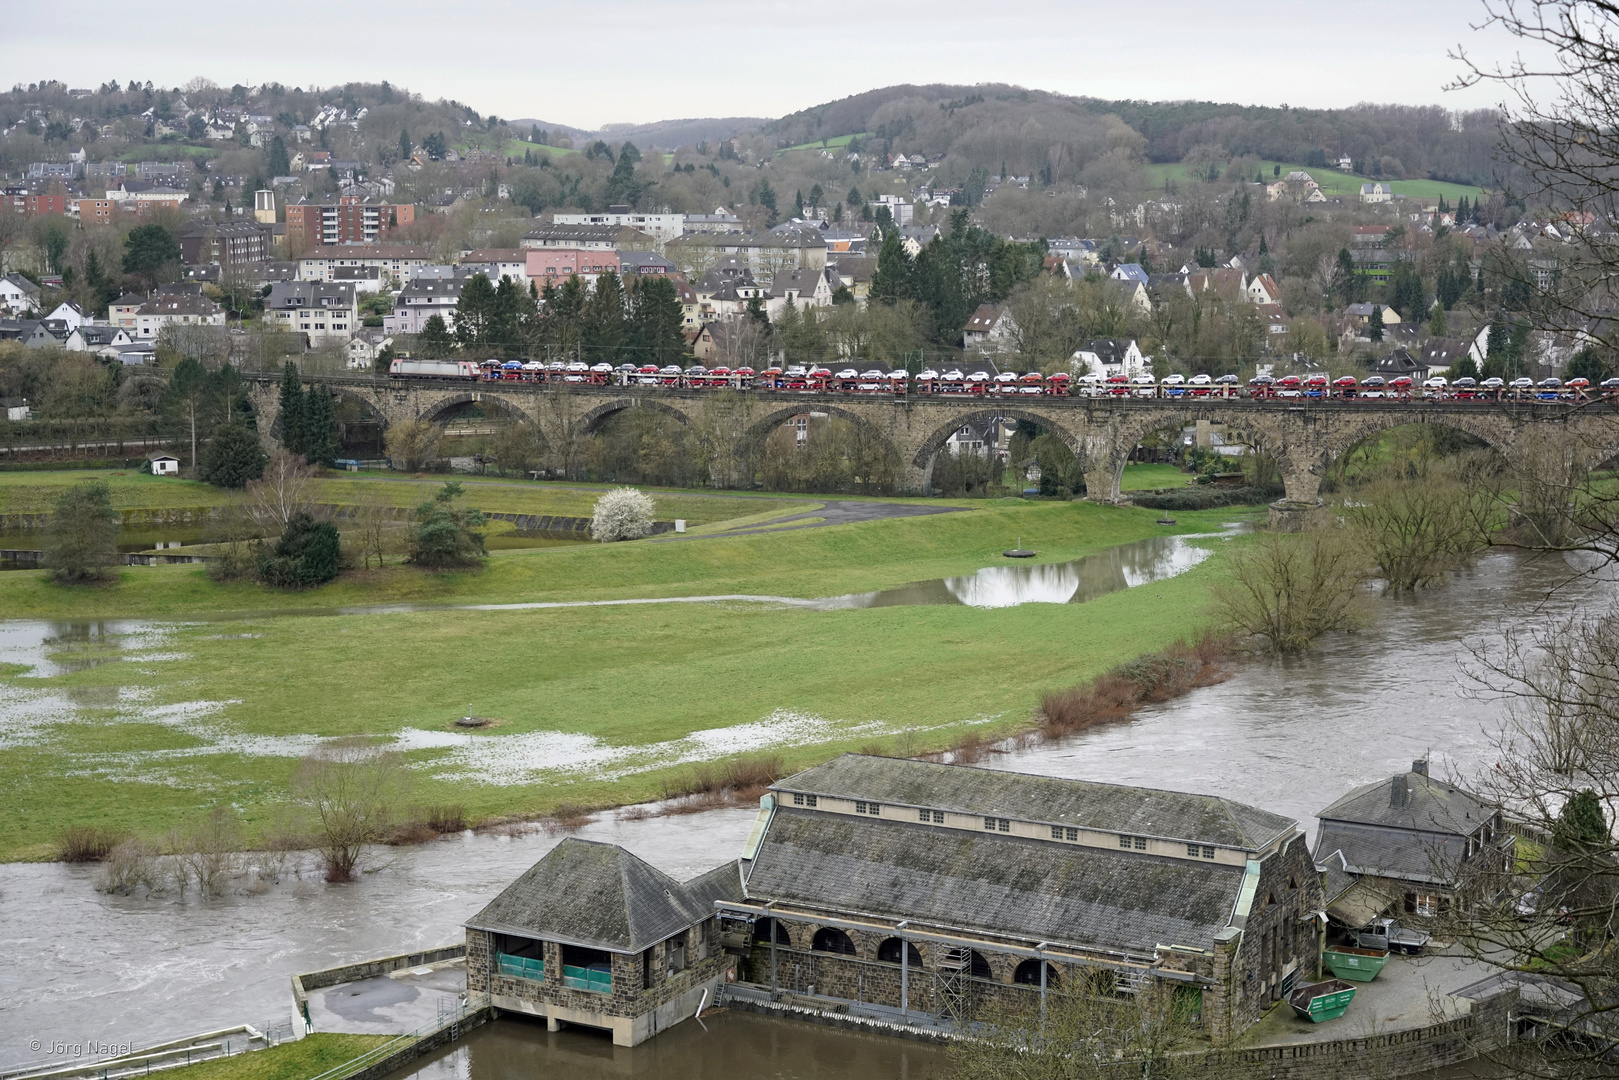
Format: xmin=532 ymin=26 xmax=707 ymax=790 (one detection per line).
xmin=1 ymin=545 xmax=1611 ymax=1070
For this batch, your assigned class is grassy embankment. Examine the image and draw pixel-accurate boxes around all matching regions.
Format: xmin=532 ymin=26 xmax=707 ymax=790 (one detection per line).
xmin=1144 ymin=160 xmax=1486 ymax=202
xmin=0 ymin=488 xmax=1255 ymax=861
xmin=0 ymin=469 xmax=825 ymax=528
xmin=153 ymin=1036 xmax=390 ymax=1080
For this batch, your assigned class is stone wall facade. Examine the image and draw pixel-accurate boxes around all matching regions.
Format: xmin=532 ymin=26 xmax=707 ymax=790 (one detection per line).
xmin=466 ymin=920 xmax=736 ymax=1046
xmin=736 ymin=832 xmax=1321 ymax=1042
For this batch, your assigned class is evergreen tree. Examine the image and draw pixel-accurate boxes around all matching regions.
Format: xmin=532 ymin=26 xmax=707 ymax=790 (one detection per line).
xmin=267 ymin=135 xmax=290 ymax=178
xmin=1485 ymin=313 xmax=1508 ymax=369
xmin=1565 ymin=347 xmax=1613 ymax=383
xmin=1338 ymin=247 xmax=1362 ymax=303
xmin=1428 ymin=302 xmax=1448 ymax=337
xmin=538 ymin=276 xmax=587 ymax=358
xmin=302 ymin=389 xmax=337 ymax=467
xmin=1449 ymin=355 xmax=1481 ymax=381
xmin=200 ymin=421 xmax=266 ymax=488
xmin=1389 ymin=261 xmax=1428 ymax=323
xmin=756 ymin=179 xmax=778 ymax=225
xmin=454 ymin=272 xmax=498 ymax=347
xmin=869 ymin=231 xmax=914 ymax=306
xmin=1368 ymin=304 xmax=1385 ymax=342
xmin=419 ymin=314 xmax=455 ymax=358
xmin=807 ymin=183 xmax=824 ymax=208
xmin=258 ymin=511 xmax=341 ymax=589
xmin=582 ymin=270 xmax=626 ymax=364
xmin=626 ymin=275 xmax=686 ymax=365
xmin=1258 ymin=234 xmax=1268 ymax=255
xmin=605 ymin=143 xmax=644 ymax=206
xmin=407 ymin=482 xmax=487 ymax=569
xmin=398 ymin=128 xmax=411 ymax=161
xmin=277 ymin=362 xmax=306 ymax=455
xmin=794 ymin=189 xmax=804 ymax=217
xmin=122 ymin=224 xmax=181 ymax=289
xmin=490 ymin=275 xmax=527 ymax=354
xmin=1553 ymin=789 xmax=1608 ymax=855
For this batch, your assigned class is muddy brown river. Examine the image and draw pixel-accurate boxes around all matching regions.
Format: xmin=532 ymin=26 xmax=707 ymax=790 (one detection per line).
xmin=1 ymin=545 xmax=1613 ymax=1078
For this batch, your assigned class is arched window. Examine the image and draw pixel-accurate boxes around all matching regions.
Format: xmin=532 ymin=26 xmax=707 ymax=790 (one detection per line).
xmin=968 ymin=950 xmax=992 ymax=980
xmin=1013 ymin=959 xmax=1060 ymax=987
xmin=877 ymin=937 xmax=923 ymax=967
xmin=811 ymin=927 xmax=857 ymax=956
xmin=752 ymin=917 xmax=791 ymax=946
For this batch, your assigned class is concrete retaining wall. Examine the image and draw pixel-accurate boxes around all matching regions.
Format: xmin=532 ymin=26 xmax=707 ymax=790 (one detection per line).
xmin=291 ymin=944 xmax=466 ymax=1024
xmin=337 ymin=1003 xmax=491 ymax=1080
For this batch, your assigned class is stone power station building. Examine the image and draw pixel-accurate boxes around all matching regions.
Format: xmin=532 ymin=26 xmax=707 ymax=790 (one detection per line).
xmin=464 ymin=755 xmax=1324 ymax=1045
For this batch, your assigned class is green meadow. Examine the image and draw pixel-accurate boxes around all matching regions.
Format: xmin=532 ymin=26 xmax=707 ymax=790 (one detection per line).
xmin=0 ymin=468 xmax=1253 ymax=861
xmin=1145 ymin=160 xmax=1486 ymax=202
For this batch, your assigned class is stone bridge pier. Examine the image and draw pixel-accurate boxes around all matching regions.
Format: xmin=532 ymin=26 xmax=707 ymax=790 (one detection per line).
xmin=244 ymin=375 xmax=1619 ymax=505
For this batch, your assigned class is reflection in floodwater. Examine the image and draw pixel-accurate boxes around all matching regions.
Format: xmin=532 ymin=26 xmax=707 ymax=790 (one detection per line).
xmin=387 ymin=1009 xmax=944 ymax=1080
xmin=821 ymin=531 xmax=1223 ymax=609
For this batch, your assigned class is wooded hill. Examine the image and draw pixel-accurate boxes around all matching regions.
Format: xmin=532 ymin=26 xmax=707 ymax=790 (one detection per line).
xmin=767 ymin=84 xmax=1502 ymax=188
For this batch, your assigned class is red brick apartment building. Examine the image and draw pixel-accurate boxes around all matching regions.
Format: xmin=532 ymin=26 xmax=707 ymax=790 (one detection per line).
xmin=286 ymin=195 xmax=415 ymax=247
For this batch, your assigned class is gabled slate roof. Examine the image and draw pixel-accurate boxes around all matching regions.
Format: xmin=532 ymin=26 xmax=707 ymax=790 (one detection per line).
xmin=776 ymin=754 xmax=1293 ymax=849
xmin=745 ymin=808 xmax=1244 ymax=953
xmin=467 ymin=838 xmax=741 ymax=953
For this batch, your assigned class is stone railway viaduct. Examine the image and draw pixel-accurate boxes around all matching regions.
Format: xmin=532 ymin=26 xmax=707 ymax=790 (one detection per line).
xmin=244 ymin=374 xmax=1619 ymax=502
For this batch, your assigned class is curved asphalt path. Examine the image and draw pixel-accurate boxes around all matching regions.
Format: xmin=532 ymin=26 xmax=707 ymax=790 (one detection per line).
xmin=335 ymin=474 xmax=970 ymax=538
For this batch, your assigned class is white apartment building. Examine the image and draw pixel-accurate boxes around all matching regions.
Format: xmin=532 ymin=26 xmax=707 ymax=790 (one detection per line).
xmin=551 ymin=205 xmax=683 ymax=242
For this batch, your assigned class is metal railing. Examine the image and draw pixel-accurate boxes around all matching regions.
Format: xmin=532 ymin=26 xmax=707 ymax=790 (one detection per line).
xmin=303 ymin=1000 xmax=481 ymax=1080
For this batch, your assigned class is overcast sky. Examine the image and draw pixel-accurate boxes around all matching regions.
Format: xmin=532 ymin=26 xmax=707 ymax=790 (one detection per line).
xmin=2 ymin=0 xmax=1534 ymax=129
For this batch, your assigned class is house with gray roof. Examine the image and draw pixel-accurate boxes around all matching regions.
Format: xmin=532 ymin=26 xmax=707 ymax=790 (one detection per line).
xmin=0 ymin=272 xmax=41 ymax=316
xmin=464 ymin=837 xmax=742 ymax=1046
xmin=724 ymin=755 xmax=1320 ymax=1039
xmin=1314 ymin=760 xmax=1512 ymax=928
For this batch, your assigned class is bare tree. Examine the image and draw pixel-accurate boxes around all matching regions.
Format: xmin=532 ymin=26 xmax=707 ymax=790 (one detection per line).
xmin=1453 ymin=1 xmax=1619 ymax=334
xmin=1212 ymin=529 xmax=1373 ymax=652
xmin=947 ymin=974 xmax=1214 ymax=1080
xmin=1452 ymin=608 xmax=1619 ymax=1078
xmin=291 ymin=738 xmax=409 ymax=882
xmin=350 ymin=489 xmax=403 ymax=570
xmin=535 ymin=389 xmax=585 ymax=480
xmin=1339 ymin=453 xmax=1499 ymax=592
xmin=177 ymin=804 xmax=245 ymax=898
xmin=383 ymin=417 xmax=444 ymax=472
xmin=245 ymin=448 xmax=318 ymax=532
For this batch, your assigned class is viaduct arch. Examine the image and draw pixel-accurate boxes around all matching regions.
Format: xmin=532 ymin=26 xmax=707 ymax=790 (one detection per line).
xmin=244 ymin=375 xmax=1619 ymax=503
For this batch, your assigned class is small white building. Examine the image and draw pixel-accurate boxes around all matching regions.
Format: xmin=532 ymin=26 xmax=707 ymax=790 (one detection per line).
xmin=1360 ymin=182 xmax=1394 ymax=204
xmin=147 ymin=452 xmax=181 ymax=475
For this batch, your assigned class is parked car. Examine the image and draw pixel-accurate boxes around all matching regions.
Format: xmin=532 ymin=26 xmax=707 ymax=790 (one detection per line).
xmin=1355 ymin=917 xmax=1431 ymax=955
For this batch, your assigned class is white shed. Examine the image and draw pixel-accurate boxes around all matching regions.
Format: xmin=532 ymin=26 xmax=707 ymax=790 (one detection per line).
xmin=147 ymin=452 xmax=181 ymax=476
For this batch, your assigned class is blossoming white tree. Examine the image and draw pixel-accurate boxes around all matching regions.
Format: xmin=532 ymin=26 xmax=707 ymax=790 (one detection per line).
xmin=590 ymin=487 xmax=655 ymax=541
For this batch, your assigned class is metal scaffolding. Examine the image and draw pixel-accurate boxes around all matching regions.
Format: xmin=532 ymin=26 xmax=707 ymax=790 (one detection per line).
xmin=935 ymin=946 xmax=971 ymax=1022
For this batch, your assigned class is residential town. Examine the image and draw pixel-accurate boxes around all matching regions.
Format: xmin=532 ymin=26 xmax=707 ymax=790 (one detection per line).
xmin=1 ymin=77 xmax=1606 ymax=427
xmin=0 ymin=54 xmax=1616 ymax=1080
